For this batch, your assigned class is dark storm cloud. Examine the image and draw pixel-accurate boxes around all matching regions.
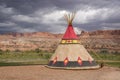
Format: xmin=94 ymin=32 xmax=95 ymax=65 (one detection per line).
xmin=51 ymin=0 xmax=120 ymax=10
xmin=0 ymin=0 xmax=120 ymax=34
xmin=0 ymin=0 xmax=54 ymax=14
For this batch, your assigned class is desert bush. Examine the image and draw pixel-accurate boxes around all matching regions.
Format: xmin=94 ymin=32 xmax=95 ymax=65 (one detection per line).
xmin=35 ymin=48 xmax=40 ymax=53
xmin=0 ymin=49 xmax=3 ymax=55
xmin=43 ymin=53 xmax=51 ymax=59
xmin=38 ymin=53 xmax=43 ymax=57
xmin=100 ymin=49 xmax=109 ymax=54
xmin=5 ymin=49 xmax=10 ymax=54
xmin=14 ymin=49 xmax=21 ymax=52
xmin=112 ymin=51 xmax=120 ymax=55
xmin=34 ymin=48 xmax=42 ymax=53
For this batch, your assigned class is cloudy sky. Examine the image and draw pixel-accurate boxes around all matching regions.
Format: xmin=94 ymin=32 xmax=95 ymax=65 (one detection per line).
xmin=0 ymin=0 xmax=120 ymax=34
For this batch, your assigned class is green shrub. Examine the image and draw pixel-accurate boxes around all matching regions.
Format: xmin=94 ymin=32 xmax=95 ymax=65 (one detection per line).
xmin=100 ymin=49 xmax=108 ymax=54
xmin=0 ymin=49 xmax=3 ymax=55
xmin=34 ymin=48 xmax=42 ymax=53
xmin=5 ymin=49 xmax=10 ymax=54
xmin=44 ymin=53 xmax=51 ymax=59
xmin=113 ymin=51 xmax=120 ymax=55
xmin=14 ymin=49 xmax=21 ymax=53
xmin=38 ymin=53 xmax=43 ymax=57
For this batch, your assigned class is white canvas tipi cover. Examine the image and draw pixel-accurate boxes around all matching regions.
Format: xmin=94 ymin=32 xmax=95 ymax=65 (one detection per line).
xmin=47 ymin=13 xmax=99 ymax=69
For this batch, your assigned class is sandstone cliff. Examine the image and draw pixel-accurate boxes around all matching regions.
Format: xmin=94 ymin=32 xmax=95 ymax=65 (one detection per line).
xmin=0 ymin=30 xmax=119 ymax=53
xmin=79 ymin=30 xmax=120 ymax=53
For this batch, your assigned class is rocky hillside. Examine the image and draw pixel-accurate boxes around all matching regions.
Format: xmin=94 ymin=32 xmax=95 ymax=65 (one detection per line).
xmin=80 ymin=30 xmax=120 ymax=38
xmin=79 ymin=30 xmax=120 ymax=53
xmin=0 ymin=32 xmax=62 ymax=51
xmin=0 ymin=30 xmax=119 ymax=53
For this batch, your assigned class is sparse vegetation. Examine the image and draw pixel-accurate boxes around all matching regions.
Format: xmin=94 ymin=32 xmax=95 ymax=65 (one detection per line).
xmin=0 ymin=49 xmax=120 ymax=67
xmin=0 ymin=49 xmax=3 ymax=55
xmin=89 ymin=51 xmax=120 ymax=67
xmin=0 ymin=49 xmax=52 ymax=66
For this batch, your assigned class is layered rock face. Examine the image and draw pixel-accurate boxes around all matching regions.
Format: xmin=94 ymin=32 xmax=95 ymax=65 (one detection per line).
xmin=0 ymin=32 xmax=62 ymax=52
xmin=0 ymin=30 xmax=119 ymax=53
xmin=79 ymin=30 xmax=120 ymax=53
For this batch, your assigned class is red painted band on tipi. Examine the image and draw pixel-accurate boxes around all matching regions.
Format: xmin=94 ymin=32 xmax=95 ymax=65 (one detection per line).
xmin=62 ymin=25 xmax=78 ymax=40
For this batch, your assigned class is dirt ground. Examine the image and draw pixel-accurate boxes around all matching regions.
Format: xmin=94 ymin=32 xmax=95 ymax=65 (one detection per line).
xmin=0 ymin=65 xmax=120 ymax=80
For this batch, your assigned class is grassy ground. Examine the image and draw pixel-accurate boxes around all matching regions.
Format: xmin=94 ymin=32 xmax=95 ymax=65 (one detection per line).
xmin=89 ymin=51 xmax=120 ymax=68
xmin=0 ymin=49 xmax=120 ymax=68
xmin=0 ymin=49 xmax=52 ymax=66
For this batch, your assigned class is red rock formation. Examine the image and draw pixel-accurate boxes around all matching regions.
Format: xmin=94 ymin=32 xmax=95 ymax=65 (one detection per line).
xmin=0 ymin=30 xmax=119 ymax=53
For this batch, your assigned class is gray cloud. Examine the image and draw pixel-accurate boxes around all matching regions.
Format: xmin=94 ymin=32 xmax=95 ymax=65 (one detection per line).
xmin=0 ymin=0 xmax=120 ymax=34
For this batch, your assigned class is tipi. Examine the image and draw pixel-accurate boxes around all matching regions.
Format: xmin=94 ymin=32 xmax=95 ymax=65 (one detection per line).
xmin=47 ymin=12 xmax=100 ymax=69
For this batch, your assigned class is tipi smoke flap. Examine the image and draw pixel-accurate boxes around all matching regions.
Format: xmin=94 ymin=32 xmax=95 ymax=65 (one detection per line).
xmin=47 ymin=12 xmax=100 ymax=69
